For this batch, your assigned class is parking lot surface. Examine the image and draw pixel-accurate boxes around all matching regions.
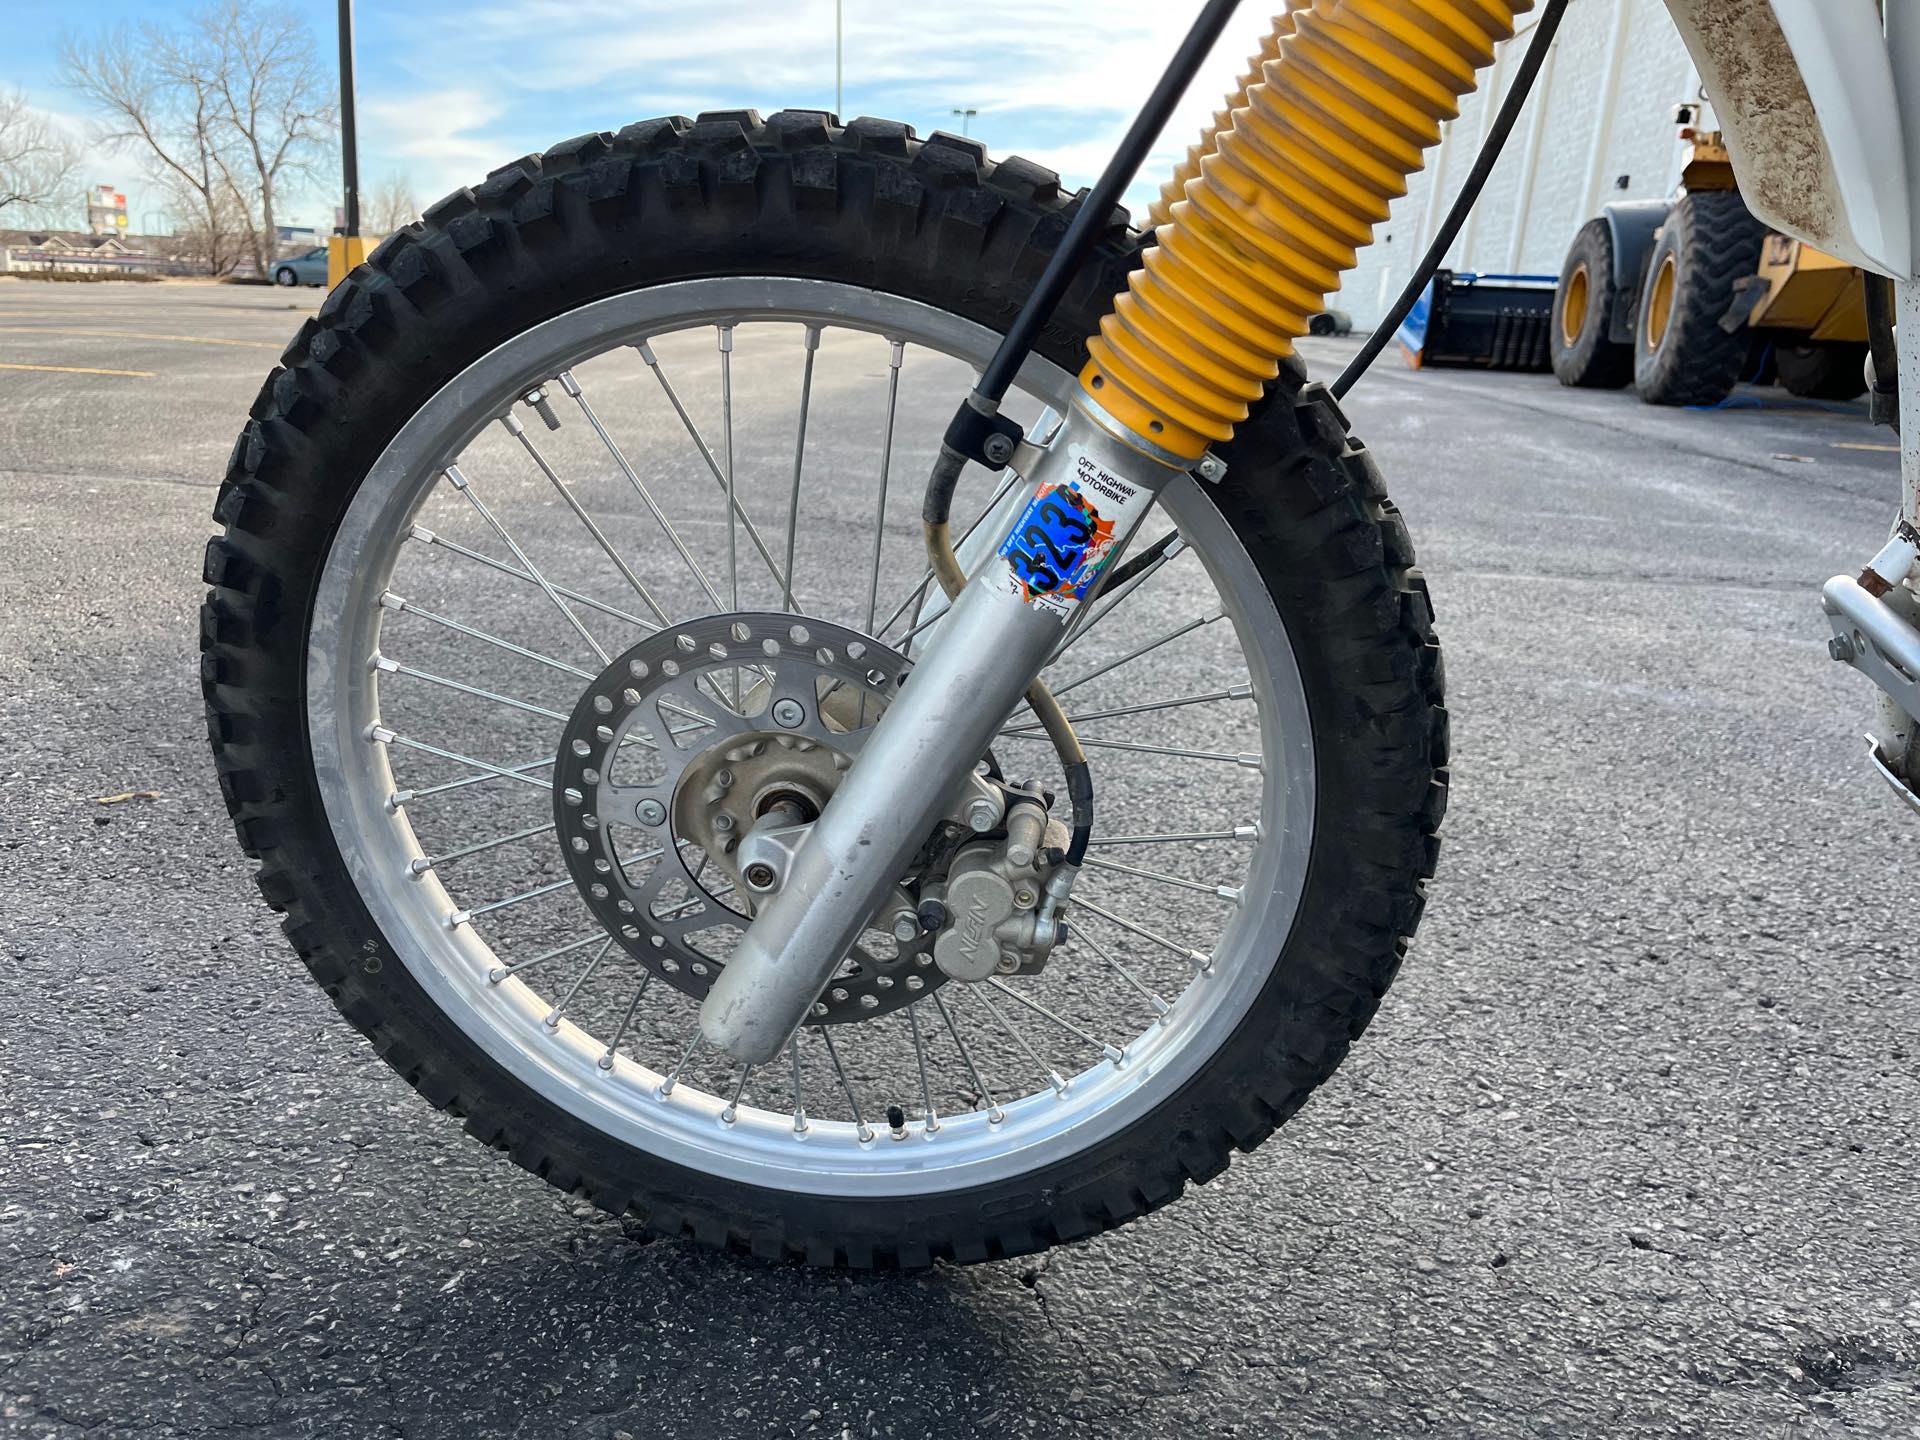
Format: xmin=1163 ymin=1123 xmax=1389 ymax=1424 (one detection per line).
xmin=3 ymin=278 xmax=1917 ymax=1438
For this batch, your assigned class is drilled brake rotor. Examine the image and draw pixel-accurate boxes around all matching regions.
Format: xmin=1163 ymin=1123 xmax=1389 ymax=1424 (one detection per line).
xmin=552 ymin=612 xmax=947 ymax=1024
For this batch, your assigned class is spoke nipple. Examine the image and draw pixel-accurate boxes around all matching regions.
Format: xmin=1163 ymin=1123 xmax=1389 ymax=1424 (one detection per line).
xmin=486 ymin=965 xmax=505 ymax=983
xmin=887 ymin=338 xmax=905 ymax=368
xmin=366 ymin=724 xmax=396 ymax=744
xmin=923 ymin=1117 xmax=941 ymax=1136
xmin=856 ymin=1123 xmax=875 ymax=1143
xmin=716 ymin=325 xmax=734 ymax=354
xmin=556 ymin=371 xmax=583 ymax=398
xmin=1218 ymin=886 xmax=1243 ymax=903
xmin=500 ymin=411 xmax=526 ymax=438
xmin=449 ymin=910 xmax=472 ymax=928
xmin=987 ymin=1107 xmax=1006 ymax=1126
xmin=656 ymin=1078 xmax=678 ymax=1098
xmin=1103 ymin=1045 xmax=1127 ymax=1066
xmin=597 ymin=1052 xmax=616 ymax=1071
xmin=635 ymin=341 xmax=659 ymax=367
xmin=371 ymin=654 xmax=398 ymax=673
xmin=802 ymin=325 xmax=822 ymax=352
xmin=387 ymin=790 xmax=412 ymax=810
xmin=1236 ymin=824 xmax=1260 ymax=841
xmin=1049 ymin=1072 xmax=1071 ymax=1096
xmin=443 ymin=465 xmax=470 ymax=490
xmin=377 ymin=591 xmax=406 ymax=612
xmin=1188 ymin=949 xmax=1213 ymax=972
xmin=793 ymin=1112 xmax=809 ymax=1135
xmin=522 ymin=387 xmax=561 ymax=431
xmin=407 ymin=857 xmax=433 ymax=877
xmin=407 ymin=524 xmax=436 ymax=543
xmin=543 ymin=1010 xmax=562 ymax=1028
xmin=1236 ymin=754 xmax=1261 ymax=770
xmin=721 ymin=1105 xmax=738 ymax=1126
xmin=1231 ymin=683 xmax=1254 ymax=700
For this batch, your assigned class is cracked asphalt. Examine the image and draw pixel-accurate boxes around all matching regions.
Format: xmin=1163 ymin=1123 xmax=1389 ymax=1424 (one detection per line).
xmin=4 ymin=279 xmax=1919 ymax=1438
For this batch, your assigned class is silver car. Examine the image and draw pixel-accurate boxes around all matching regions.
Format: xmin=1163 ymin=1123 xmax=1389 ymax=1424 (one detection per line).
xmin=272 ymin=246 xmax=329 ymax=287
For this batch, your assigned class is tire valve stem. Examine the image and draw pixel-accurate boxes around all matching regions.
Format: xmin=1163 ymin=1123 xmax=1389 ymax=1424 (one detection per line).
xmin=886 ymin=1103 xmax=908 ymax=1140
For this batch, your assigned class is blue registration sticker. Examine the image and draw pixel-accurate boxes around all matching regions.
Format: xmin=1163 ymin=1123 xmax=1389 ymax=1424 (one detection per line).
xmin=998 ymin=481 xmax=1116 ymax=605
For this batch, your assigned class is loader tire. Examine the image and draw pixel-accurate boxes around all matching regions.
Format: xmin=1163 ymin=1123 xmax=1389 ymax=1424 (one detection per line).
xmin=1776 ymin=341 xmax=1868 ymax=402
xmin=1633 ymin=191 xmax=1766 ymax=407
xmin=1550 ymin=219 xmax=1633 ymax=388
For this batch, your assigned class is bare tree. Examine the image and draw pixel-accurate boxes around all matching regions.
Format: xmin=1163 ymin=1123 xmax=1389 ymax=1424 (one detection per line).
xmin=0 ymin=89 xmax=80 ymax=221
xmin=195 ymin=0 xmax=335 ymax=275
xmin=61 ymin=1 xmax=333 ymax=278
xmin=366 ymin=171 xmax=419 ymax=236
xmin=60 ymin=26 xmax=244 ymax=274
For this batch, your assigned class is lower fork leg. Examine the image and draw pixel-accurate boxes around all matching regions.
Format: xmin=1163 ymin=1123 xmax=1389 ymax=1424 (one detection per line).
xmin=698 ymin=407 xmax=1184 ymax=1065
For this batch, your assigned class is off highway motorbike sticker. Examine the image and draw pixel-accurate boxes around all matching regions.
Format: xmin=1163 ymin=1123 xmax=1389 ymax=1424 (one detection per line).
xmin=998 ymin=452 xmax=1153 ymax=622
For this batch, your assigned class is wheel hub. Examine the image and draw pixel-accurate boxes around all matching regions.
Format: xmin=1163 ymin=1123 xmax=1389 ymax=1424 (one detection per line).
xmin=551 ymin=612 xmax=944 ymax=1024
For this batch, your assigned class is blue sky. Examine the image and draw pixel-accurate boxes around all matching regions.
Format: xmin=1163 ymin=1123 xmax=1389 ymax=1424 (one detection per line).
xmin=10 ymin=0 xmax=1265 ymax=234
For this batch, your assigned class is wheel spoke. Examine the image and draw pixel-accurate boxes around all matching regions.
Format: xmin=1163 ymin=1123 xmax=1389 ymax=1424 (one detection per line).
xmin=1047 ymin=610 xmax=1225 ymax=701
xmin=409 ymin=525 xmax=659 ymax=632
xmin=1048 ymin=532 xmax=1185 ymax=663
xmin=994 ymin=731 xmax=1259 ymax=767
xmin=443 ymin=465 xmax=609 ymax=664
xmin=410 ymin=819 xmax=557 ymax=875
xmin=1000 ymin=684 xmax=1254 ymax=734
xmin=631 ymin=345 xmax=792 ymax=595
xmin=787 ymin=1033 xmax=810 ymax=1135
xmin=373 ymin=655 xmax=567 ymax=723
xmin=784 ymin=327 xmax=821 ymax=612
xmin=598 ymin=965 xmax=657 ymax=1069
xmin=503 ymin=414 xmax=673 ymax=625
xmin=1087 ymin=825 xmax=1259 ymax=849
xmin=1075 ymin=929 xmax=1171 ymax=1021
xmin=562 ymin=366 xmax=725 ymax=610
xmin=655 ymin=1030 xmax=704 ymax=1097
xmin=970 ymin=985 xmax=1069 ymax=1096
xmin=720 ymin=1063 xmax=752 ymax=1125
xmin=374 ymin=729 xmax=553 ymax=792
xmin=542 ymin=936 xmax=615 ymax=1027
xmin=985 ymin=978 xmax=1125 ymax=1065
xmin=1083 ymin=854 xmax=1242 ymax=902
xmin=865 ymin=339 xmax=906 ymax=635
xmin=399 ymin=751 xmax=558 ymax=804
xmin=1073 ymin=895 xmax=1212 ymax=971
xmin=487 ymin=930 xmax=607 ymax=982
xmin=817 ymin=1025 xmax=875 ymax=1141
xmin=905 ymin=999 xmax=941 ymax=1133
xmin=378 ymin=591 xmax=597 ymax=682
xmin=930 ymin=988 xmax=1005 ymax=1123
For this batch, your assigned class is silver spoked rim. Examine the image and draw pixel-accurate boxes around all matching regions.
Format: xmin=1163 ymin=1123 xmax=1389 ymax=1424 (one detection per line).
xmin=308 ymin=277 xmax=1314 ymax=1197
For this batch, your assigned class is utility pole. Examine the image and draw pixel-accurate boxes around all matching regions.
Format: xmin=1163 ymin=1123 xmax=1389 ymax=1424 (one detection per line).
xmin=950 ymin=107 xmax=978 ymax=137
xmin=330 ymin=0 xmax=365 ymax=288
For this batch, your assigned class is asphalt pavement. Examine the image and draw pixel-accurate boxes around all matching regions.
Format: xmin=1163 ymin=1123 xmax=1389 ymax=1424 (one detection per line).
xmin=3 ymin=277 xmax=1918 ymax=1438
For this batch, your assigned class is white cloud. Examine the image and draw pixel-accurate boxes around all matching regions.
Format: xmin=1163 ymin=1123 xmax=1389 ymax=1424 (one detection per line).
xmin=360 ymin=88 xmax=509 ymax=202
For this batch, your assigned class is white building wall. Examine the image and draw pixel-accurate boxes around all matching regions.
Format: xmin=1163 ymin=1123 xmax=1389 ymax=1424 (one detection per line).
xmin=1332 ymin=0 xmax=1699 ymax=328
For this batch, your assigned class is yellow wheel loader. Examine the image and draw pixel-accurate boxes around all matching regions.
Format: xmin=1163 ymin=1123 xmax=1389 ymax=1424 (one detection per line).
xmin=1552 ymin=107 xmax=1868 ymax=407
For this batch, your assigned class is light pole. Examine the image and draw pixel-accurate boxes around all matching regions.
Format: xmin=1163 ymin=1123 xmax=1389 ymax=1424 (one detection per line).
xmin=330 ymin=0 xmax=365 ymax=287
xmin=950 ymin=107 xmax=978 ymax=137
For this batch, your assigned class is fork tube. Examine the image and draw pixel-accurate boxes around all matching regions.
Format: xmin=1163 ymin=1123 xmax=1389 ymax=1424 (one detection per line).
xmin=699 ymin=415 xmax=1182 ymax=1065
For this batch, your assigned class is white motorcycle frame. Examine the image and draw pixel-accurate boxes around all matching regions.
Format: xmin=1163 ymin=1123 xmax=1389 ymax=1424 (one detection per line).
xmin=1666 ymin=0 xmax=1920 ymax=804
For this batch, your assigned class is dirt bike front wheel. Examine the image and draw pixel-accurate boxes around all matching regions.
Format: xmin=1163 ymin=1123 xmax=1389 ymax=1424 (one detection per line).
xmin=201 ymin=111 xmax=1447 ymax=1267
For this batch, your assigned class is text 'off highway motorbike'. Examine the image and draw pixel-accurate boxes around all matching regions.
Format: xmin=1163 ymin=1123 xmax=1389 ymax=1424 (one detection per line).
xmin=202 ymin=0 xmax=1920 ymax=1265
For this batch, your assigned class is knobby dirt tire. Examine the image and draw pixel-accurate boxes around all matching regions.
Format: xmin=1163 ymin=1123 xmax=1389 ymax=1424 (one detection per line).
xmin=201 ymin=110 xmax=1449 ymax=1268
